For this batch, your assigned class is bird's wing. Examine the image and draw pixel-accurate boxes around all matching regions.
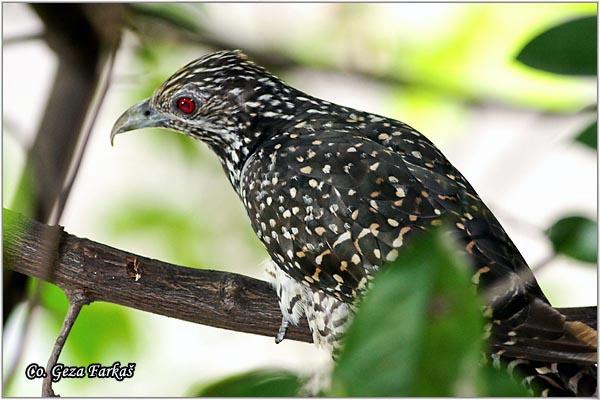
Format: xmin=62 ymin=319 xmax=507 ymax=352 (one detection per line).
xmin=245 ymin=128 xmax=539 ymax=306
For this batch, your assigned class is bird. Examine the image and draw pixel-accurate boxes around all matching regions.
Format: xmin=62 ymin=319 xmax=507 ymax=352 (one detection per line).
xmin=111 ymin=50 xmax=597 ymax=396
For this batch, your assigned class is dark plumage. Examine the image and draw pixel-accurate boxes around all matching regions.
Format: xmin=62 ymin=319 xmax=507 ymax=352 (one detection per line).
xmin=111 ymin=50 xmax=597 ymax=396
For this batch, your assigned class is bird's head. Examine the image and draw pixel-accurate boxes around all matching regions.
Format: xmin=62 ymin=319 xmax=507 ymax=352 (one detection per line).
xmin=111 ymin=50 xmax=301 ymax=176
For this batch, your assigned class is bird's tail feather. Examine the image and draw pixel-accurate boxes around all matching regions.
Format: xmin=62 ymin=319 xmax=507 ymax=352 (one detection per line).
xmin=491 ymin=354 xmax=597 ymax=396
xmin=491 ymin=304 xmax=597 ymax=396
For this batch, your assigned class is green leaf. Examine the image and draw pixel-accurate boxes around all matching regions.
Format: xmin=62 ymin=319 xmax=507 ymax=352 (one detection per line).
xmin=546 ymin=216 xmax=597 ymax=263
xmin=40 ymin=283 xmax=137 ymax=365
xmin=575 ymin=120 xmax=597 ymax=149
xmin=477 ymin=364 xmax=531 ymax=397
xmin=516 ymin=15 xmax=597 ymax=76
xmin=331 ymin=228 xmax=484 ymax=396
xmin=192 ymin=369 xmax=302 ymax=397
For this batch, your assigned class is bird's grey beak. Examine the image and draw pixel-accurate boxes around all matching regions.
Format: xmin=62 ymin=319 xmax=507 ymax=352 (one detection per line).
xmin=110 ymin=99 xmax=168 ymax=146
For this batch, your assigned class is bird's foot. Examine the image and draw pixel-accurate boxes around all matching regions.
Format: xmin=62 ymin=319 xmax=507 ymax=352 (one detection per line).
xmin=275 ymin=317 xmax=289 ymax=344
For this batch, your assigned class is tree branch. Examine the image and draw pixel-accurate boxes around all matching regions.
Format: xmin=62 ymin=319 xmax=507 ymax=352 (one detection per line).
xmin=3 ymin=207 xmax=596 ymax=351
xmin=2 ymin=208 xmax=313 ymax=343
xmin=41 ymin=288 xmax=90 ymax=397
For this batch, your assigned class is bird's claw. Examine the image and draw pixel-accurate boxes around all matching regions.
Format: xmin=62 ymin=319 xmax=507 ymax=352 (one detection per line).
xmin=275 ymin=317 xmax=289 ymax=344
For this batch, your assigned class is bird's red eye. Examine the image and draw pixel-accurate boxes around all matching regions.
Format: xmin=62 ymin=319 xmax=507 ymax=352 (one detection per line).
xmin=177 ymin=97 xmax=196 ymax=114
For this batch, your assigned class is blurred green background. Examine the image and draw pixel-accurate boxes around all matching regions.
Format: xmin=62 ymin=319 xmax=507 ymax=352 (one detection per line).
xmin=2 ymin=3 xmax=596 ymax=396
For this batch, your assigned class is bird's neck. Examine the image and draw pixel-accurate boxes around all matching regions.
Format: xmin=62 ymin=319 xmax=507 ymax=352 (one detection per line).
xmin=209 ymin=86 xmax=332 ymax=196
xmin=210 ymin=110 xmax=303 ymax=198
xmin=209 ymin=139 xmax=247 ymax=197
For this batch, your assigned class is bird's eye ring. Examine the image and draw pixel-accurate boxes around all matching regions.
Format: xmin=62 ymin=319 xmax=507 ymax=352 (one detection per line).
xmin=176 ymin=97 xmax=196 ymax=114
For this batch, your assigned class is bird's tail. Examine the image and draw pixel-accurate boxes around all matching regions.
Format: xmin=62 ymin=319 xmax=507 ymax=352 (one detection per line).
xmin=491 ymin=354 xmax=597 ymax=396
xmin=491 ymin=305 xmax=597 ymax=396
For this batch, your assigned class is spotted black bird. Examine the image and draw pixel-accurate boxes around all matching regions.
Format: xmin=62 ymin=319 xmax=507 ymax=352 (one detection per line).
xmin=111 ymin=50 xmax=597 ymax=396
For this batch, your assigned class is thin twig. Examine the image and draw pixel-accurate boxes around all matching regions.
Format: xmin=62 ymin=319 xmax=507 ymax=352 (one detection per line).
xmin=3 ymin=31 xmax=46 ymax=46
xmin=52 ymin=47 xmax=117 ymax=223
xmin=41 ymin=288 xmax=90 ymax=397
xmin=491 ymin=205 xmax=547 ymax=240
xmin=531 ymin=252 xmax=557 ymax=272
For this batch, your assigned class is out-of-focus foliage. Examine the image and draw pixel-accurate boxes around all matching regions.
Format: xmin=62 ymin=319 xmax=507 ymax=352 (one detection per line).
xmin=127 ymin=4 xmax=596 ymax=113
xmin=515 ymin=14 xmax=597 ymax=268
xmin=516 ymin=16 xmax=597 ymax=76
xmin=105 ymin=201 xmax=217 ymax=267
xmin=515 ymin=13 xmax=596 ymax=151
xmin=191 ymin=369 xmax=303 ymax=397
xmin=40 ymin=283 xmax=137 ymax=365
xmin=546 ymin=216 xmax=597 ymax=264
xmin=286 ymin=4 xmax=593 ymax=108
xmin=575 ymin=121 xmax=597 ymax=150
